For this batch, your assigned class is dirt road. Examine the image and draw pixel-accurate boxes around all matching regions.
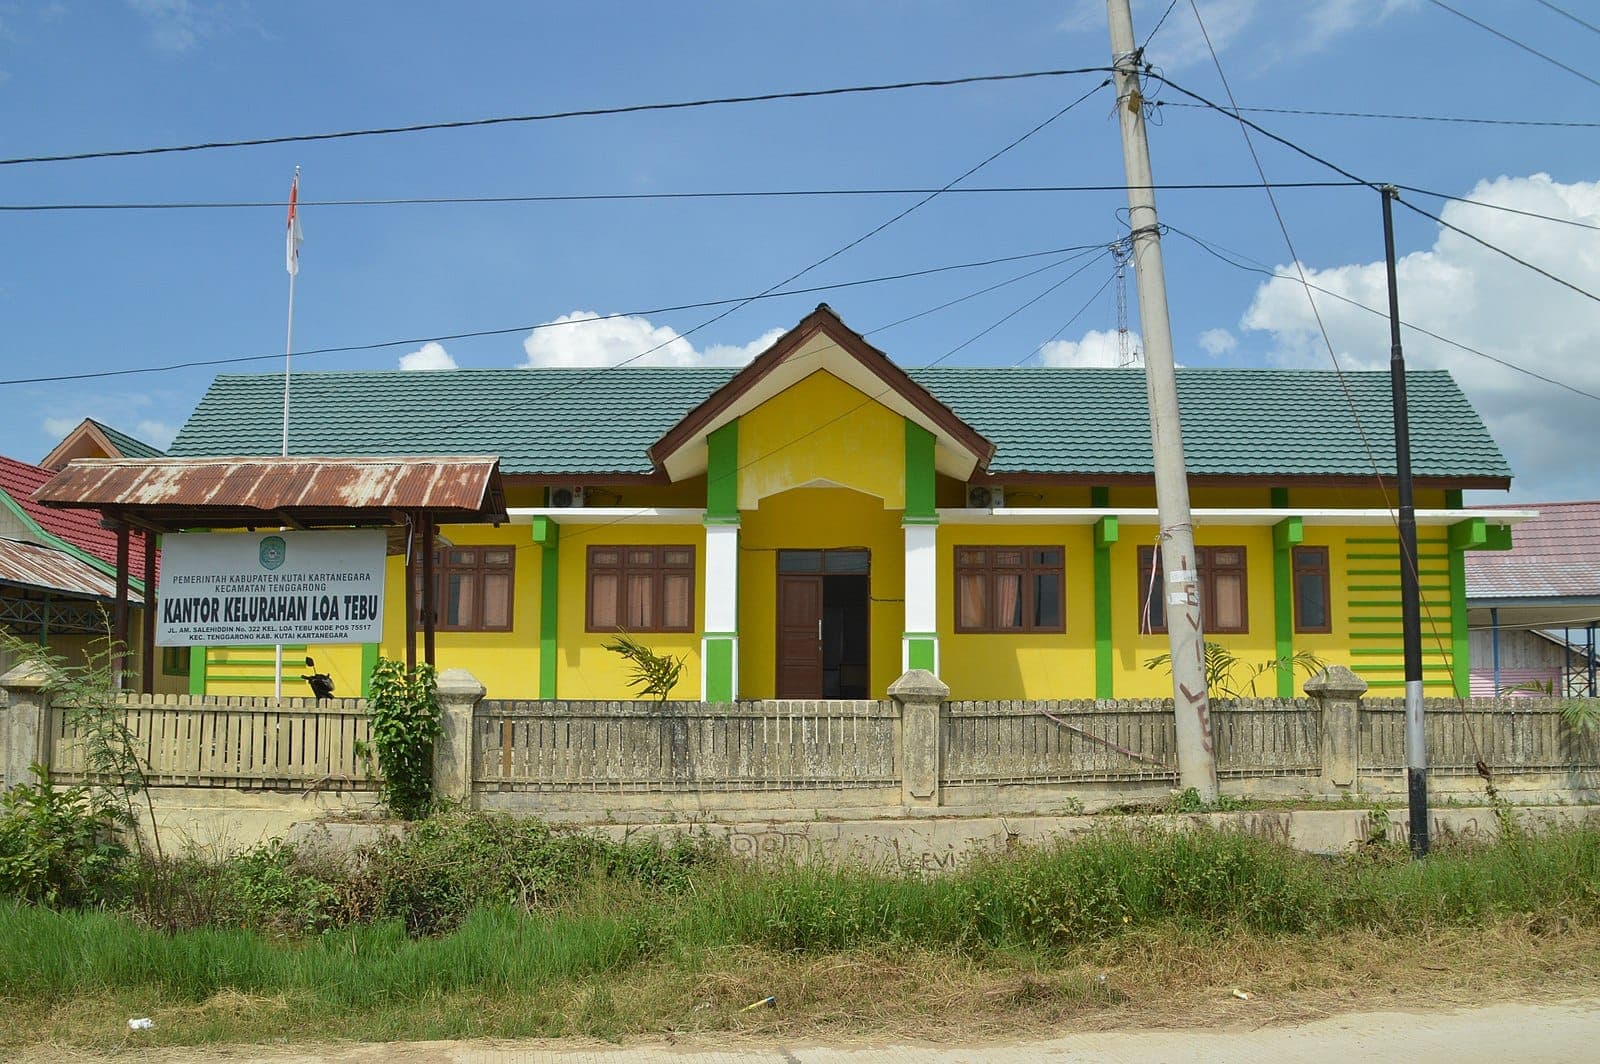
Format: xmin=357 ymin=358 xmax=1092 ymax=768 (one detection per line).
xmin=33 ymin=999 xmax=1599 ymax=1063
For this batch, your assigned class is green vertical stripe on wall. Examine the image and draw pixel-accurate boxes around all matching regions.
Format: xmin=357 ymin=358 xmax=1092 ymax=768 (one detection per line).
xmin=706 ymin=421 xmax=739 ymax=521
xmin=1448 ymin=542 xmax=1469 ymax=697
xmin=904 ymin=420 xmax=937 ymax=522
xmin=533 ymin=517 xmax=560 ymax=699
xmin=360 ymin=643 xmax=379 ymax=698
xmin=1273 ymin=517 xmax=1303 ymax=699
xmin=1090 ymin=485 xmax=1109 ymax=509
xmin=188 ymin=645 xmax=207 ymax=695
xmin=1093 ymin=515 xmax=1117 ymax=699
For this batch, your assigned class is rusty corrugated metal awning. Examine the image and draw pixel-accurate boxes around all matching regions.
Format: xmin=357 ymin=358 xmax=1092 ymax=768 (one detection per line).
xmin=31 ymin=456 xmax=508 ymax=531
xmin=0 ymin=538 xmax=142 ymax=603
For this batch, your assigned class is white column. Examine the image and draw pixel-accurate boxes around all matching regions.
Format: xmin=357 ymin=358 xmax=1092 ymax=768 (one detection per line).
xmin=902 ymin=523 xmax=939 ymax=675
xmin=702 ymin=522 xmax=740 ymax=700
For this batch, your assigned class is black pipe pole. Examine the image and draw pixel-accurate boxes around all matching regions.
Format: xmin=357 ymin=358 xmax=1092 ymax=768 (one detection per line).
xmin=1382 ymin=185 xmax=1429 ymax=858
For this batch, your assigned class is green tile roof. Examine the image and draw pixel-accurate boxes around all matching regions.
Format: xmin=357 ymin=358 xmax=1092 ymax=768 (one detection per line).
xmin=89 ymin=419 xmax=164 ymax=459
xmin=167 ymin=366 xmax=1509 ymax=481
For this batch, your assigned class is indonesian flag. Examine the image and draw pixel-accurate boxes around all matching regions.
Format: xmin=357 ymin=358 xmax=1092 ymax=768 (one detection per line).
xmin=286 ymin=170 xmax=303 ymax=276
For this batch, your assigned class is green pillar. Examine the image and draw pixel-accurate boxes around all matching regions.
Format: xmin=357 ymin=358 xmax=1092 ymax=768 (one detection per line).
xmin=1093 ymin=515 xmax=1118 ymax=699
xmin=904 ymin=420 xmax=936 ymax=522
xmin=702 ymin=421 xmax=741 ymax=701
xmin=706 ymin=421 xmax=739 ymax=522
xmin=901 ymin=419 xmax=940 ymax=676
xmin=188 ymin=645 xmax=207 ymax=696
xmin=1273 ymin=516 xmax=1303 ymax=699
xmin=1449 ymin=516 xmax=1509 ymax=699
xmin=360 ymin=642 xmax=379 ymax=698
xmin=533 ymin=516 xmax=560 ymax=699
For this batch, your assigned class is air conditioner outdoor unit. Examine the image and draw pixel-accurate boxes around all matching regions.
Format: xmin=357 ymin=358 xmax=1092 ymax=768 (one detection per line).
xmin=966 ymin=484 xmax=1005 ymax=508
xmin=547 ymin=486 xmax=586 ymax=508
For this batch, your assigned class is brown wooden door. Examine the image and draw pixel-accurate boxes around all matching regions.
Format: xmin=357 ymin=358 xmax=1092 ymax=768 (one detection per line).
xmin=777 ymin=573 xmax=824 ymax=698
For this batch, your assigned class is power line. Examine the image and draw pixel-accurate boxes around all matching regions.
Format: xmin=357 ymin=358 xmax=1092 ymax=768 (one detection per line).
xmin=549 ymin=253 xmax=1126 ymax=552
xmin=370 ymin=81 xmax=1114 ymax=445
xmin=1394 ymin=184 xmax=1600 ymax=233
xmin=1530 ymin=0 xmax=1600 ymax=37
xmin=0 ymin=67 xmax=1113 ymax=168
xmin=1155 ymin=100 xmax=1600 ymax=128
xmin=1146 ymin=74 xmax=1373 ymax=187
xmin=862 ymin=246 xmax=1107 ymax=334
xmin=11 ymin=176 xmax=1591 ymax=237
xmin=1009 ymin=256 xmax=1123 ymax=367
xmin=1399 ymin=198 xmax=1600 ymax=307
xmin=1180 ymin=0 xmax=1394 ymax=503
xmin=0 ymin=180 xmax=1365 ymax=212
xmin=1141 ymin=0 xmax=1184 ymax=51
xmin=1186 ymin=1 xmax=1460 ymax=737
xmin=1152 ymin=70 xmax=1600 ymax=304
xmin=1425 ymin=0 xmax=1600 ymax=92
xmin=0 ymin=243 xmax=1103 ymax=386
xmin=1166 ymin=224 xmax=1600 ymax=405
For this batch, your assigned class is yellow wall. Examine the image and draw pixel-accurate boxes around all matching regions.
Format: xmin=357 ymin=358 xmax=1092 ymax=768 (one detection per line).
xmin=376 ymin=522 xmax=544 ymax=698
xmin=936 ymin=524 xmax=1097 ymax=700
xmin=552 ymin=521 xmax=703 ymax=700
xmin=739 ymin=370 xmax=906 ymax=511
xmin=739 ymin=487 xmax=903 ymax=699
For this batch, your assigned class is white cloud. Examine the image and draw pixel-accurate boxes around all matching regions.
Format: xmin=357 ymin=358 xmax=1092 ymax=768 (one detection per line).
xmin=1237 ymin=173 xmax=1600 ymax=501
xmin=41 ymin=400 xmax=178 ymax=451
xmin=1063 ymin=0 xmax=1415 ymax=68
xmin=125 ymin=0 xmax=256 ymax=54
xmin=398 ymin=341 xmax=458 ymax=371
xmin=127 ymin=0 xmax=199 ymax=52
xmin=521 ymin=311 xmax=783 ymax=369
xmin=1038 ymin=328 xmax=1143 ymax=368
xmin=1198 ymin=327 xmax=1237 ymax=356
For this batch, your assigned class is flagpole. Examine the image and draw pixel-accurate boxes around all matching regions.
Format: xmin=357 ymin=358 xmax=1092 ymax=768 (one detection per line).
xmin=275 ymin=166 xmax=301 ymax=699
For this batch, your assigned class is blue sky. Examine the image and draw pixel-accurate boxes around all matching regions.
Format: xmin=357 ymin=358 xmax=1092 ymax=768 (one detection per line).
xmin=2 ymin=1 xmax=1597 ymax=501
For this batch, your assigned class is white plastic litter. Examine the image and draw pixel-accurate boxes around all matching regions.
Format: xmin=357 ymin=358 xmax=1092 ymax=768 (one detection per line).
xmin=128 ymin=1018 xmax=154 ymax=1031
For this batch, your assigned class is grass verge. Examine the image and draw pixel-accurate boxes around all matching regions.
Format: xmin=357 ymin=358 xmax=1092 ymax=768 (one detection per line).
xmin=2 ymin=820 xmax=1599 ymax=1048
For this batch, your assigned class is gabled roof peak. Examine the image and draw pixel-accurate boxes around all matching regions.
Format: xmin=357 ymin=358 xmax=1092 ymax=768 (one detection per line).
xmin=647 ymin=304 xmax=995 ymax=482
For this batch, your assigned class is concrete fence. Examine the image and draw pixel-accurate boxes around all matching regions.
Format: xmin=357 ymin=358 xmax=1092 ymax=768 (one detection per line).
xmin=4 ymin=662 xmax=1598 ymax=833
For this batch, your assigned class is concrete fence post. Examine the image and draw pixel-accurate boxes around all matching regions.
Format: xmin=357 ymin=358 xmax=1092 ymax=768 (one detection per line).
xmin=1305 ymin=664 xmax=1367 ymax=794
xmin=433 ymin=668 xmax=486 ymax=809
xmin=2 ymin=661 xmax=57 ymax=790
xmin=889 ymin=668 xmax=949 ymax=811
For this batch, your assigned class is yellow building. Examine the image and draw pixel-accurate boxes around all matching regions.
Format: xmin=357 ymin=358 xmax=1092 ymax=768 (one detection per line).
xmin=165 ymin=305 xmax=1522 ymax=702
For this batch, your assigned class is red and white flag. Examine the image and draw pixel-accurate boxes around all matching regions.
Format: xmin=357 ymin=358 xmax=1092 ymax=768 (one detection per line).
xmin=286 ymin=170 xmax=303 ymax=276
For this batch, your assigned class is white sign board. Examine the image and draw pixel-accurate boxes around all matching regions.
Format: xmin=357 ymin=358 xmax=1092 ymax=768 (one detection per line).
xmin=156 ymin=530 xmax=387 ymax=646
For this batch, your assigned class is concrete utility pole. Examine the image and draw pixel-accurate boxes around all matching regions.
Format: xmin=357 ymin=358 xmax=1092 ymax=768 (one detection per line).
xmin=1106 ymin=0 xmax=1219 ymax=800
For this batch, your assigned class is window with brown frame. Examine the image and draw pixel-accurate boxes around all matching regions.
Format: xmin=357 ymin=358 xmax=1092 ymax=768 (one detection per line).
xmin=1137 ymin=545 xmax=1249 ymax=635
xmin=587 ymin=546 xmax=695 ymax=633
xmin=954 ymin=546 xmax=1065 ymax=633
xmin=1292 ymin=545 xmax=1332 ymax=633
xmin=412 ymin=547 xmax=515 ymax=632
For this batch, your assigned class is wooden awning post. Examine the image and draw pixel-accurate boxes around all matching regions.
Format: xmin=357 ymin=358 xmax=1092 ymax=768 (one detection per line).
xmin=421 ymin=512 xmax=437 ymax=669
xmin=141 ymin=530 xmax=157 ymax=694
xmin=405 ymin=514 xmax=418 ymax=674
xmin=111 ymin=522 xmax=130 ymax=690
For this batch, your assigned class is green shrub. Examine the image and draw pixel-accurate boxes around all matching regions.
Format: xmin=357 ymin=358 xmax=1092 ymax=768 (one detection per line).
xmin=342 ymin=812 xmax=715 ymax=935
xmin=0 ymin=765 xmax=126 ymax=907
xmin=364 ymin=658 xmax=441 ymax=820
